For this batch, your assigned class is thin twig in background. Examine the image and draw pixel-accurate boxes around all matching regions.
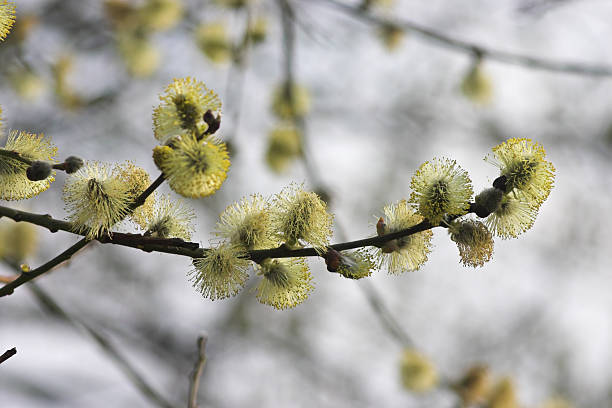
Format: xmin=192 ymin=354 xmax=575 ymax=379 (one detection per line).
xmin=0 ymin=348 xmax=17 ymax=365
xmin=223 ymin=7 xmax=254 ymax=146
xmin=188 ymin=333 xmax=208 ymax=408
xmin=1 ymin=256 xmax=177 ymax=408
xmin=307 ymin=0 xmax=612 ymax=77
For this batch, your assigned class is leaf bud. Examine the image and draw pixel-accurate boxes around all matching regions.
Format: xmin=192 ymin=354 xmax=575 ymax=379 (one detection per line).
xmin=63 ymin=156 xmax=84 ymax=174
xmin=26 ymin=161 xmax=52 ymax=181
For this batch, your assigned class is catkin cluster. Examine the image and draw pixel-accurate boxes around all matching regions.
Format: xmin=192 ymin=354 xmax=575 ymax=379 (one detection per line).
xmin=1 ymin=76 xmax=555 ymax=311
xmin=190 ymin=184 xmax=334 ymax=310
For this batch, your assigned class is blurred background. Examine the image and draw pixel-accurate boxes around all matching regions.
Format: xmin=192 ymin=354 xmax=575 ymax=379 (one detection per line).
xmin=2 ymin=0 xmax=612 ymax=406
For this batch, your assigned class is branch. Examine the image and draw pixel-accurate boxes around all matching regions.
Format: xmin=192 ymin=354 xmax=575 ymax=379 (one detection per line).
xmin=0 ymin=203 xmax=446 ymax=263
xmin=0 ymin=347 xmax=17 ymax=365
xmin=307 ymin=0 xmax=612 ymax=77
xmin=0 ymin=149 xmax=83 ymax=173
xmin=28 ymin=283 xmax=175 ymax=408
xmin=188 ymin=333 xmax=208 ymax=408
xmin=0 ymin=174 xmax=166 ymax=298
xmin=0 ymin=237 xmax=90 ymax=297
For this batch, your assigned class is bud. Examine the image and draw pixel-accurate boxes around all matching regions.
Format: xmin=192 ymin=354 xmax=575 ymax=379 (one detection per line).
xmin=63 ymin=156 xmax=84 ymax=174
xmin=452 ymin=364 xmax=490 ymax=406
xmin=474 ymin=187 xmax=503 ymax=218
xmin=26 ymin=161 xmax=53 ymax=181
xmin=202 ymin=109 xmax=221 ymax=136
xmin=324 ymin=248 xmax=341 ymax=272
xmin=379 ymin=23 xmax=404 ymax=51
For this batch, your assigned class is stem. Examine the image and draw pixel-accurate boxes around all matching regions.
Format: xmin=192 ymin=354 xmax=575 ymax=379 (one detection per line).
xmin=0 ymin=237 xmax=90 ymax=298
xmin=0 ymin=203 xmax=458 ymax=263
xmin=0 ymin=174 xmax=167 ymax=298
xmin=188 ymin=333 xmax=208 ymax=408
xmin=130 ymin=173 xmax=165 ymax=211
xmin=0 ymin=149 xmax=34 ymax=166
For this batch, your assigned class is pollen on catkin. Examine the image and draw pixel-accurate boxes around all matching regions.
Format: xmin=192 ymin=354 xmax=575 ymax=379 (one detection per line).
xmin=336 ymin=249 xmax=374 ymax=279
xmin=448 ymin=219 xmax=494 ymax=268
xmin=0 ymin=130 xmax=58 ymax=200
xmin=271 ymin=183 xmax=333 ymax=251
xmin=0 ymin=1 xmax=16 ymax=41
xmin=399 ymin=349 xmax=438 ymax=393
xmin=155 ymin=135 xmax=230 ymax=198
xmin=255 ymin=258 xmax=314 ymax=310
xmin=410 ymin=157 xmax=473 ymax=225
xmin=63 ymin=161 xmax=133 ymax=239
xmin=190 ymin=244 xmax=250 ymax=300
xmin=115 ymin=161 xmax=155 ymax=228
xmin=485 ymin=195 xmax=538 ymax=239
xmin=215 ymin=194 xmax=278 ymax=250
xmin=153 ymin=77 xmax=222 ymax=143
xmin=487 ymin=138 xmax=555 ymax=209
xmin=146 ymin=194 xmax=195 ymax=240
xmin=375 ymin=200 xmax=432 ymax=274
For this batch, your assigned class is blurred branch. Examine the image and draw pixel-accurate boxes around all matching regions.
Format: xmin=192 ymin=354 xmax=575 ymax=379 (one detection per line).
xmin=308 ymin=0 xmax=612 ymax=77
xmin=360 ymin=282 xmax=414 ymax=347
xmin=188 ymin=333 xmax=208 ymax=408
xmin=5 ymin=259 xmax=177 ymax=408
xmin=0 ymin=347 xmax=17 ymax=365
xmin=223 ymin=7 xmax=254 ymax=145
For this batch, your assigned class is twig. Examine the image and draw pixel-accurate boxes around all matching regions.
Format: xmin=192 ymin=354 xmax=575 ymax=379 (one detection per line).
xmin=0 ymin=203 xmax=443 ymax=261
xmin=188 ymin=333 xmax=208 ymax=408
xmin=360 ymin=282 xmax=413 ymax=347
xmin=26 ymin=282 xmax=176 ymax=408
xmin=0 ymin=173 xmax=166 ymax=298
xmin=0 ymin=149 xmax=32 ymax=166
xmin=130 ymin=173 xmax=166 ymax=211
xmin=307 ymin=0 xmax=612 ymax=77
xmin=0 ymin=348 xmax=17 ymax=365
xmin=0 ymin=237 xmax=90 ymax=297
xmin=223 ymin=7 xmax=254 ymax=145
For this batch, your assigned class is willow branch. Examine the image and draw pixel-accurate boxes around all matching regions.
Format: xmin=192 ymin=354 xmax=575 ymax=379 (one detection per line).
xmin=188 ymin=333 xmax=208 ymax=408
xmin=0 ymin=238 xmax=90 ymax=297
xmin=0 ymin=174 xmax=166 ymax=298
xmin=0 ymin=203 xmax=445 ymax=263
xmin=0 ymin=149 xmax=32 ymax=166
xmin=29 ymin=283 xmax=175 ymax=407
xmin=308 ymin=0 xmax=612 ymax=77
xmin=0 ymin=149 xmax=82 ymax=173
